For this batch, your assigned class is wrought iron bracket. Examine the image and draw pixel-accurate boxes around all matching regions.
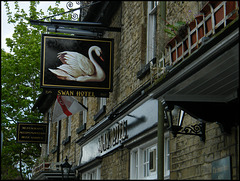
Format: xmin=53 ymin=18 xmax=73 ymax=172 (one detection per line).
xmin=169 ymin=122 xmax=206 ymax=142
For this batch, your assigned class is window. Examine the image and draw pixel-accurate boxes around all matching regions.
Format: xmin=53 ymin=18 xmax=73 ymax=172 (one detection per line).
xmin=82 ymin=165 xmax=101 ymax=180
xmin=51 ymin=121 xmax=59 ymax=154
xmin=130 ymin=138 xmax=157 ymax=179
xmin=164 ymin=132 xmax=170 ymax=179
xmin=78 ymin=97 xmax=87 ymax=132
xmin=146 ymin=1 xmax=158 ymax=63
xmin=130 ymin=133 xmax=170 ymax=180
xmin=97 ymin=97 xmax=106 ymax=111
xmin=62 ymin=116 xmax=71 ymax=145
xmin=94 ymin=97 xmax=106 ymax=121
xmin=66 ymin=116 xmax=72 ymax=137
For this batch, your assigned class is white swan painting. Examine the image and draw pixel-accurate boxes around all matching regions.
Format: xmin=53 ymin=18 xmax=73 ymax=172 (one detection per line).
xmin=49 ymin=46 xmax=106 ymax=82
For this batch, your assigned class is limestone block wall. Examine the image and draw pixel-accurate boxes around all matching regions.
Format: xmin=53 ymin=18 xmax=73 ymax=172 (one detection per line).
xmin=170 ymin=114 xmax=239 ymax=180
xmin=101 ymin=148 xmax=129 ymax=180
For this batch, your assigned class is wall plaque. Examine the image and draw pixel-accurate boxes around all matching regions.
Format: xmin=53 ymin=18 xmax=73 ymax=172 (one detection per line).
xmin=212 ymin=156 xmax=231 ymax=180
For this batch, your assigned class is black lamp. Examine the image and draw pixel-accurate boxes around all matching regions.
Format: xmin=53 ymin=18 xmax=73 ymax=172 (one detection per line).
xmin=60 ymin=156 xmax=72 ymax=180
xmin=163 ymin=101 xmax=205 ymax=142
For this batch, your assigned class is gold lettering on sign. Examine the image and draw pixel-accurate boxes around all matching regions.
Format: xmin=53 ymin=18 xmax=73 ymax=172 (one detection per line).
xmin=57 ymin=90 xmax=96 ymax=97
xmin=98 ymin=120 xmax=128 ymax=153
xmin=58 ymin=90 xmax=74 ymax=96
xmin=76 ymin=91 xmax=95 ymax=97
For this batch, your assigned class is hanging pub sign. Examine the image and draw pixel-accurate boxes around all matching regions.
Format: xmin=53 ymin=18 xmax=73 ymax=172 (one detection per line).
xmin=17 ymin=122 xmax=48 ymax=144
xmin=40 ymin=34 xmax=114 ymax=94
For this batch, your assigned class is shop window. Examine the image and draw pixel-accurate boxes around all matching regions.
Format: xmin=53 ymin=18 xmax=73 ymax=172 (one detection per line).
xmin=130 ymin=138 xmax=157 ymax=179
xmin=146 ymin=1 xmax=158 ymax=63
xmin=130 ymin=133 xmax=170 ymax=180
xmin=82 ymin=165 xmax=101 ymax=180
xmin=164 ymin=132 xmax=170 ymax=180
xmin=77 ymin=97 xmax=87 ymax=134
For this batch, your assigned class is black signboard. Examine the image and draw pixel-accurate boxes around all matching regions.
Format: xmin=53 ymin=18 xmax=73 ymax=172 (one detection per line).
xmin=17 ymin=122 xmax=48 ymax=143
xmin=41 ymin=34 xmax=114 ymax=92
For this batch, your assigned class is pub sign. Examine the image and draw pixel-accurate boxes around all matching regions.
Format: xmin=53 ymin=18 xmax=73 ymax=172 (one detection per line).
xmin=41 ymin=34 xmax=114 ymax=92
xmin=17 ymin=122 xmax=48 ymax=143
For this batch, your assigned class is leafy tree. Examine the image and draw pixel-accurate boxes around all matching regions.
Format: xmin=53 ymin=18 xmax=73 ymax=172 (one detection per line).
xmin=1 ymin=1 xmax=71 ymax=179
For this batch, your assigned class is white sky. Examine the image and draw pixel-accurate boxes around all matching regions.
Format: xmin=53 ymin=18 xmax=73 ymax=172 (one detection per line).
xmin=1 ymin=1 xmax=80 ymax=53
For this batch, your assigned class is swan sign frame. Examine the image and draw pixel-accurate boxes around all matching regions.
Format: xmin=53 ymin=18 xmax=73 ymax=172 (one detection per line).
xmin=40 ymin=34 xmax=114 ymax=94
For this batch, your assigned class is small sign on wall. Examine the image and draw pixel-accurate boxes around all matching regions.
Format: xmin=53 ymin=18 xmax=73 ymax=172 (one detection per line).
xmin=17 ymin=122 xmax=48 ymax=144
xmin=212 ymin=156 xmax=231 ymax=180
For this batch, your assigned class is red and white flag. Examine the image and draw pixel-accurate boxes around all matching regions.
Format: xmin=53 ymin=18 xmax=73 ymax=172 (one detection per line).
xmin=52 ymin=96 xmax=87 ymax=122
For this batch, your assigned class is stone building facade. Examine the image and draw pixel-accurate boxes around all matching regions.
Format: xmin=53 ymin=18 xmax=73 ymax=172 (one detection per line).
xmin=32 ymin=1 xmax=239 ymax=180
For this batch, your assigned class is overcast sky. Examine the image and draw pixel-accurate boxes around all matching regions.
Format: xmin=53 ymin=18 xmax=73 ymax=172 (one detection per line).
xmin=1 ymin=1 xmax=80 ymax=53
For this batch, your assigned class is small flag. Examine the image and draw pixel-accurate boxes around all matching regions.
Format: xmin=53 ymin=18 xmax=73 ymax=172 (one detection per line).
xmin=52 ymin=96 xmax=87 ymax=122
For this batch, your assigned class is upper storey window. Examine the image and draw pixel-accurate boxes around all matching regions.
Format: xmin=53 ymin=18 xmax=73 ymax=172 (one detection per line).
xmin=146 ymin=1 xmax=158 ymax=63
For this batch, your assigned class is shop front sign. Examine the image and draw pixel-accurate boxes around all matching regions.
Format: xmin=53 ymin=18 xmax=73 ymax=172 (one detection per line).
xmin=79 ymin=99 xmax=158 ymax=165
xmin=98 ymin=120 xmax=128 ymax=153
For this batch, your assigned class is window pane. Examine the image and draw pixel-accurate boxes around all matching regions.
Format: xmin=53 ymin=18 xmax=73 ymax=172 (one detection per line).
xmin=135 ymin=151 xmax=138 ymax=178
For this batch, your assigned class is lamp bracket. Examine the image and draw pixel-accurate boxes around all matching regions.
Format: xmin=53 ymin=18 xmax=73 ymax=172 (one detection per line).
xmin=170 ymin=122 xmax=205 ymax=142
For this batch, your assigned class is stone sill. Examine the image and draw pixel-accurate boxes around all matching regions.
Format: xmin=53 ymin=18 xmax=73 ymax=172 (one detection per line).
xmin=76 ymin=123 xmax=86 ymax=134
xmin=62 ymin=136 xmax=71 ymax=145
xmin=137 ymin=58 xmax=156 ymax=79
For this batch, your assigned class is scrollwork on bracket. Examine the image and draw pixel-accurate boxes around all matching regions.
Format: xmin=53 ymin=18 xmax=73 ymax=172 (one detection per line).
xmin=66 ymin=1 xmax=81 ymax=21
xmin=175 ymin=122 xmax=206 ymax=142
xmin=181 ymin=123 xmax=203 ymax=134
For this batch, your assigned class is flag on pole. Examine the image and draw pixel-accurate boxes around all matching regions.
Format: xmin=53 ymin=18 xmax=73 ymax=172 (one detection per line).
xmin=52 ymin=96 xmax=87 ymax=122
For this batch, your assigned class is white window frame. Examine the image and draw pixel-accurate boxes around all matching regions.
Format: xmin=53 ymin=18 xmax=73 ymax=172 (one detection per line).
xmin=130 ymin=138 xmax=158 ymax=179
xmin=146 ymin=1 xmax=158 ymax=63
xmin=47 ymin=109 xmax=51 ymax=155
xmin=83 ymin=97 xmax=87 ymax=124
xmin=164 ymin=131 xmax=170 ymax=179
xmin=98 ymin=97 xmax=106 ymax=111
xmin=130 ymin=132 xmax=170 ymax=180
xmin=82 ymin=165 xmax=101 ymax=180
xmin=66 ymin=116 xmax=72 ymax=137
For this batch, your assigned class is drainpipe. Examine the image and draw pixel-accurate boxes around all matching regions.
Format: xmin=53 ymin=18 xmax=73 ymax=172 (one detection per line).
xmin=158 ymin=1 xmax=166 ymax=180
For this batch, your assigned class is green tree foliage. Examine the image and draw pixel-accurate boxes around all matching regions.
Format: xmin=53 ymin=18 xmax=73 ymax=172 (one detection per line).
xmin=1 ymin=1 xmax=70 ymax=179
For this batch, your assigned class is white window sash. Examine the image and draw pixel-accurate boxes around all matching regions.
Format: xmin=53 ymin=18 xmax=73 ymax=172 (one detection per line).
xmin=83 ymin=97 xmax=87 ymax=124
xmin=164 ymin=132 xmax=170 ymax=179
xmin=82 ymin=165 xmax=101 ymax=180
xmin=47 ymin=109 xmax=51 ymax=155
xmin=130 ymin=138 xmax=158 ymax=179
xmin=146 ymin=1 xmax=157 ymax=63
xmin=56 ymin=121 xmax=59 ymax=146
